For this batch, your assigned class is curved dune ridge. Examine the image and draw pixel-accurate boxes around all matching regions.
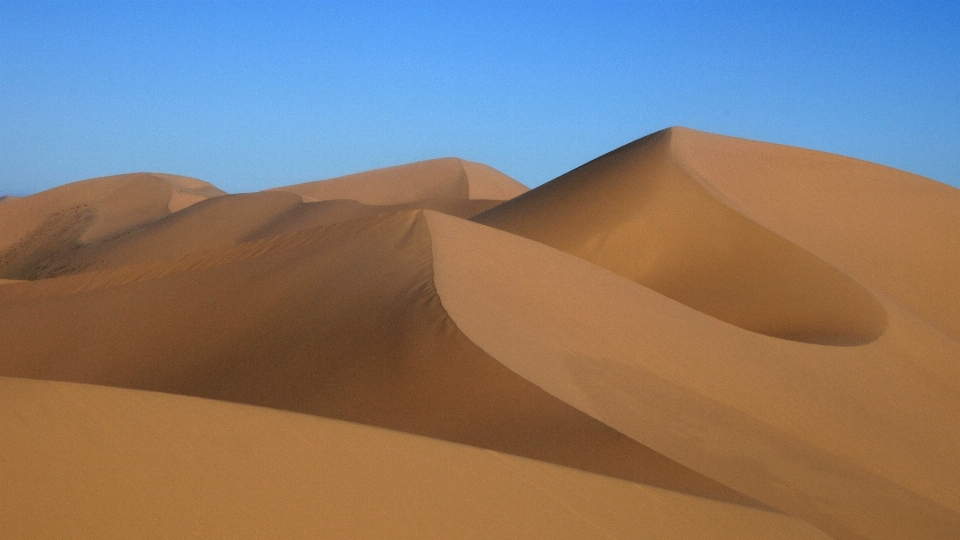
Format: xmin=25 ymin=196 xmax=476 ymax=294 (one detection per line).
xmin=1 ymin=137 xmax=959 ymax=539
xmin=667 ymin=127 xmax=960 ymax=342
xmin=269 ymin=157 xmax=528 ymax=204
xmin=473 ymin=129 xmax=887 ymax=345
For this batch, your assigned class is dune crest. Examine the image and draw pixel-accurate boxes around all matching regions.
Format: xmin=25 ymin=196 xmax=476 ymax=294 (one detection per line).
xmin=270 ymin=157 xmax=527 ymax=205
xmin=668 ymin=127 xmax=960 ymax=342
xmin=473 ymin=129 xmax=886 ymax=345
xmin=0 ymin=172 xmax=225 ymax=279
xmin=0 ymin=167 xmax=522 ymax=280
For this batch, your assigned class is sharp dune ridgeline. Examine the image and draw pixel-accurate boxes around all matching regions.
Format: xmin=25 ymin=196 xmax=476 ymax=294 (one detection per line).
xmin=2 ymin=129 xmax=958 ymax=539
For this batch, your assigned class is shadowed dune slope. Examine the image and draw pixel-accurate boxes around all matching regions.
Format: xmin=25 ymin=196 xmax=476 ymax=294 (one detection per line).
xmin=64 ymin=194 xmax=507 ymax=274
xmin=667 ymin=127 xmax=960 ymax=341
xmin=0 ymin=167 xmax=513 ymax=279
xmin=0 ymin=210 xmax=764 ymax=508
xmin=429 ymin=210 xmax=960 ymax=540
xmin=0 ymin=173 xmax=225 ymax=279
xmin=473 ymin=129 xmax=886 ymax=345
xmin=59 ymin=190 xmax=305 ymax=272
xmin=270 ymin=157 xmax=528 ymax=204
xmin=1 ymin=377 xmax=828 ymax=540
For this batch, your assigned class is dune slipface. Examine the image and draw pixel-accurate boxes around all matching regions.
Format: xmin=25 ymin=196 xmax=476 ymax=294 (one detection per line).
xmin=1 ymin=136 xmax=958 ymax=540
xmin=473 ymin=130 xmax=887 ymax=345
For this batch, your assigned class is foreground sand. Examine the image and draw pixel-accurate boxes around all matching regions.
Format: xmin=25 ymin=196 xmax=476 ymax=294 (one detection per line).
xmin=2 ymin=376 xmax=825 ymax=540
xmin=1 ymin=132 xmax=958 ymax=539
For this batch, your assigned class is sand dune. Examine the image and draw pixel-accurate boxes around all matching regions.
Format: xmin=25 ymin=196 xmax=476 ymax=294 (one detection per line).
xmin=473 ymin=129 xmax=886 ymax=345
xmin=0 ymin=172 xmax=225 ymax=279
xmin=2 ymin=376 xmax=826 ymax=540
xmin=0 ymin=210 xmax=762 ymax=507
xmin=430 ymin=210 xmax=960 ymax=540
xmin=0 ymin=184 xmax=508 ymax=279
xmin=2 ymin=133 xmax=958 ymax=539
xmin=73 ymin=195 xmax=507 ymax=272
xmin=270 ymin=157 xmax=528 ymax=204
xmin=668 ymin=127 xmax=960 ymax=341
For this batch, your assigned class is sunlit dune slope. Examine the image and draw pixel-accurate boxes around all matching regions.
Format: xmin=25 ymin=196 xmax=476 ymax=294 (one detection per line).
xmin=458 ymin=125 xmax=960 ymax=539
xmin=0 ymin=210 xmax=760 ymax=507
xmin=0 ymin=173 xmax=225 ymax=279
xmin=1 ymin=377 xmax=827 ymax=540
xmin=667 ymin=127 xmax=960 ymax=341
xmin=429 ymin=210 xmax=960 ymax=540
xmin=473 ymin=129 xmax=888 ymax=345
xmin=270 ymin=157 xmax=528 ymax=204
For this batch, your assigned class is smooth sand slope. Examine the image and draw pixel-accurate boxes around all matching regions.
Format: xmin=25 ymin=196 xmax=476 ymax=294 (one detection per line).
xmin=467 ymin=129 xmax=960 ymax=538
xmin=1 ymin=377 xmax=826 ymax=540
xmin=269 ymin=157 xmax=528 ymax=204
xmin=432 ymin=211 xmax=960 ymax=540
xmin=473 ymin=129 xmax=886 ymax=345
xmin=668 ymin=128 xmax=960 ymax=342
xmin=1 ymin=137 xmax=958 ymax=539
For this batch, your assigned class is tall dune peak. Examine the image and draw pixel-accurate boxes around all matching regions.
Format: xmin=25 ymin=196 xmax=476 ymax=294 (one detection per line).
xmin=473 ymin=128 xmax=887 ymax=345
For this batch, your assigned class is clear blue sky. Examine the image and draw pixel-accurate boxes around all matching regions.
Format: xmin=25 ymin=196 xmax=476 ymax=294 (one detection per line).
xmin=2 ymin=1 xmax=958 ymax=195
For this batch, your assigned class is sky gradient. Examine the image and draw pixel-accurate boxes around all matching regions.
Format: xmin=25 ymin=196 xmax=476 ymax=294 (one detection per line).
xmin=2 ymin=1 xmax=958 ymax=195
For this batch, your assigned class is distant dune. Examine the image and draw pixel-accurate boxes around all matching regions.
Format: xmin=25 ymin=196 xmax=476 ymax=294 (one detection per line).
xmin=269 ymin=157 xmax=528 ymax=204
xmin=2 ymin=132 xmax=958 ymax=539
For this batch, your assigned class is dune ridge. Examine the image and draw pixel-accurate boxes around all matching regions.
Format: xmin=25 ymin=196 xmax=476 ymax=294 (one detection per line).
xmin=270 ymin=157 xmax=527 ymax=204
xmin=0 ymin=186 xmax=511 ymax=280
xmin=473 ymin=128 xmax=886 ymax=345
xmin=0 ymin=172 xmax=226 ymax=280
xmin=668 ymin=127 xmax=960 ymax=342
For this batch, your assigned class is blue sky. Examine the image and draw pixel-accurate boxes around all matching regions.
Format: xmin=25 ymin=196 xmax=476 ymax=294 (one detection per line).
xmin=2 ymin=1 xmax=958 ymax=195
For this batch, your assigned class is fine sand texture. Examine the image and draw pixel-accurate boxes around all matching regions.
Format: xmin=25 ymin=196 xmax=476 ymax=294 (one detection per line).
xmin=2 ymin=138 xmax=958 ymax=539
